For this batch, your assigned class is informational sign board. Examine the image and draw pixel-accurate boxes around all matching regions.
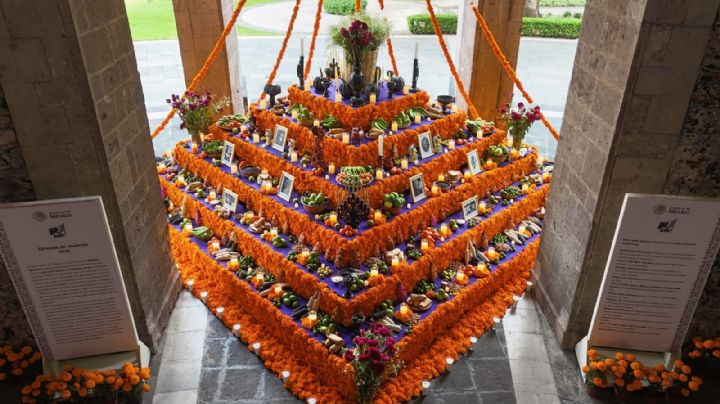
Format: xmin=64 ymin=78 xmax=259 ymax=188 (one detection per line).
xmin=0 ymin=197 xmax=141 ymax=361
xmin=588 ymin=194 xmax=720 ymax=353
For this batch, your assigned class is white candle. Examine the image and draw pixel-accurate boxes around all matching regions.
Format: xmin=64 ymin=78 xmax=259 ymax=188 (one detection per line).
xmin=391 ymin=121 xmax=398 ymax=132
xmin=186 ymin=279 xmax=194 ymax=291
xmin=403 ymin=86 xmax=410 ymax=95
xmin=448 ymin=139 xmax=455 ymax=149
xmin=216 ymin=306 xmax=224 ymax=319
xmin=300 ymin=38 xmax=304 ymax=58
xmin=281 ymin=370 xmax=290 ymax=382
xmin=233 ymin=324 xmax=241 ymax=337
xmin=376 ymin=168 xmax=383 ymax=180
xmin=291 ymin=110 xmax=298 ymax=120
xmin=304 ymin=81 xmax=311 ymax=91
xmin=231 ymin=164 xmax=238 ymax=175
xmin=438 ymin=174 xmax=445 ymax=182
xmin=200 ymin=291 xmax=208 ymax=303
xmin=183 ymin=223 xmax=193 ymax=235
xmin=328 ymin=163 xmax=336 ymax=174
xmin=378 ymin=135 xmax=383 ymax=157
xmin=400 ymin=158 xmax=408 ymax=170
xmin=414 ymin=43 xmax=419 ymax=59
xmin=369 ymin=93 xmax=377 ymax=104
xmin=335 ymin=92 xmax=341 ymax=103
xmin=414 ymin=114 xmax=421 ymax=124
xmin=313 ymin=119 xmax=320 ymax=127
xmin=290 ymin=151 xmax=298 ymax=162
xmin=253 ymin=133 xmax=260 ymax=143
xmin=259 ymin=100 xmax=267 ymax=109
xmin=252 ymin=342 xmax=261 ymax=353
xmin=342 ymin=133 xmax=350 ymax=144
xmin=208 ymin=190 xmax=217 ymax=201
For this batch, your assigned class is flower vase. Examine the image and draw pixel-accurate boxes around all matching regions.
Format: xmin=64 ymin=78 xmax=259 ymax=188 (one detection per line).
xmin=349 ymin=60 xmax=366 ymax=107
xmin=511 ymin=128 xmax=526 ymax=150
xmin=188 ymin=128 xmax=203 ymax=145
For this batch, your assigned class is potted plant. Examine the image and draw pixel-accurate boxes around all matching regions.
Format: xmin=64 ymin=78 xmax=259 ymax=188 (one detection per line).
xmin=610 ymin=352 xmax=644 ymax=402
xmin=642 ymin=360 xmax=702 ymax=404
xmin=168 ymin=91 xmax=228 ymax=145
xmin=330 ymin=12 xmax=390 ymax=82
xmin=344 ymin=322 xmax=402 ymax=404
xmin=500 ymin=102 xmax=541 ymax=150
xmin=686 ymin=336 xmax=720 ymax=373
xmin=581 ymin=349 xmax=611 ymax=399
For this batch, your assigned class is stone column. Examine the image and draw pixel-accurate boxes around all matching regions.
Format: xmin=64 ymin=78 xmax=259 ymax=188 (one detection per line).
xmin=456 ymin=0 xmax=524 ymax=122
xmin=0 ymin=0 xmax=180 ymax=350
xmin=173 ymin=0 xmax=245 ymax=113
xmin=534 ymin=0 xmax=720 ymax=348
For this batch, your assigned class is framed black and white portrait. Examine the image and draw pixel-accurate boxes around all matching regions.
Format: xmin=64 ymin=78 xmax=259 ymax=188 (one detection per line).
xmin=277 ymin=171 xmax=295 ymax=201
xmin=418 ymin=132 xmax=433 ymax=160
xmin=462 ymin=196 xmax=479 ymax=221
xmin=272 ymin=124 xmax=289 ymax=152
xmin=409 ymin=173 xmax=427 ymax=203
xmin=221 ymin=141 xmax=235 ymax=167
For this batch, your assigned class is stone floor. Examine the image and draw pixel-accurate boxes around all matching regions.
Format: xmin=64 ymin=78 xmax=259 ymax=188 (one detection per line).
xmin=143 ymin=288 xmax=595 ymax=404
xmin=137 ymin=36 xmax=576 ymax=160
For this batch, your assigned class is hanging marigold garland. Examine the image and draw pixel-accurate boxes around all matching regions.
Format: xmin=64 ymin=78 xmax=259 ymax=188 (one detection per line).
xmin=303 ymin=0 xmax=324 ymax=80
xmin=258 ymin=0 xmax=303 ymax=102
xmin=423 ymin=0 xmax=480 ymax=120
xmin=355 ymin=0 xmax=361 ymax=12
xmin=469 ymin=1 xmax=560 ymax=140
xmin=151 ymin=0 xmax=248 ymax=139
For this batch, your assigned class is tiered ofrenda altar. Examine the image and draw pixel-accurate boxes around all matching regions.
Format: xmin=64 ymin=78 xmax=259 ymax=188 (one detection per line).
xmin=157 ymin=81 xmax=552 ymax=403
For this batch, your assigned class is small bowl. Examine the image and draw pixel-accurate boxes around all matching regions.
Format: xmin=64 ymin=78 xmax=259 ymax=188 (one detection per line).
xmin=240 ymin=166 xmax=261 ymax=178
xmin=301 ymin=200 xmax=329 ymax=215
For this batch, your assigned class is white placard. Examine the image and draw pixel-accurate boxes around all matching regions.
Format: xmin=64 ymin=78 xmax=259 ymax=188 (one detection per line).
xmin=462 ymin=196 xmax=479 ymax=221
xmin=277 ymin=172 xmax=295 ymax=202
xmin=409 ymin=173 xmax=426 ymax=203
xmin=0 ymin=197 xmax=140 ymax=361
xmin=221 ymin=141 xmax=235 ymax=167
xmin=588 ymin=194 xmax=720 ymax=353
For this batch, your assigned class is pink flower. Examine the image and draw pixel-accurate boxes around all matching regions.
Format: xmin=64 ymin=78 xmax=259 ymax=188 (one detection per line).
xmin=517 ymin=102 xmax=524 ymax=109
xmin=499 ymin=107 xmax=507 ymax=114
xmin=354 ymin=337 xmax=367 ymax=346
xmin=367 ymin=339 xmax=379 ymax=347
xmin=344 ymin=351 xmax=356 ymax=362
xmin=341 ymin=28 xmax=349 ymax=37
xmin=510 ymin=111 xmax=521 ymax=121
xmin=526 ymin=112 xmax=536 ymax=123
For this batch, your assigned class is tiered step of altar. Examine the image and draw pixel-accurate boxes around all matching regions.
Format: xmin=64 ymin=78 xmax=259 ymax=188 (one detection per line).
xmin=162 ymin=143 xmax=548 ymax=325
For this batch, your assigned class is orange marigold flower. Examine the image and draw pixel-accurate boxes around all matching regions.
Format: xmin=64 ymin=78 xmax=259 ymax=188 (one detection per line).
xmin=21 ymin=386 xmax=33 ymax=395
xmin=140 ymin=368 xmax=151 ymax=380
xmin=615 ymin=378 xmax=625 ymax=387
xmin=592 ymin=377 xmax=602 ymax=386
xmin=597 ymin=362 xmax=607 ymax=372
xmin=142 ymin=383 xmax=151 ymax=392
xmin=20 ymin=360 xmax=28 ymax=368
xmin=61 ymin=390 xmax=71 ymax=399
xmin=681 ymin=388 xmax=690 ymax=397
xmin=681 ymin=365 xmax=691 ymax=374
xmin=60 ymin=372 xmax=72 ymax=382
xmin=689 ymin=350 xmax=701 ymax=358
xmin=689 ymin=381 xmax=700 ymax=391
xmin=614 ymin=352 xmax=624 ymax=360
xmin=63 ymin=364 xmax=73 ymax=371
xmin=21 ymin=346 xmax=32 ymax=355
xmin=123 ymin=383 xmax=133 ymax=392
xmin=72 ymin=368 xmax=82 ymax=377
xmin=590 ymin=361 xmax=598 ymax=370
xmin=105 ymin=376 xmax=115 ymax=385
xmin=625 ymin=354 xmax=636 ymax=362
xmin=588 ymin=349 xmax=598 ymax=359
xmin=72 ymin=383 xmax=80 ymax=390
xmin=130 ymin=374 xmax=140 ymax=385
xmin=31 ymin=381 xmax=40 ymax=390
xmin=604 ymin=358 xmax=614 ymax=366
xmin=679 ymin=374 xmax=688 ymax=382
xmin=703 ymin=339 xmax=715 ymax=349
xmin=12 ymin=368 xmax=23 ymax=376
xmin=78 ymin=388 xmax=88 ymax=398
xmin=85 ymin=380 xmax=96 ymax=389
xmin=633 ymin=369 xmax=644 ymax=379
xmin=31 ymin=390 xmax=40 ymax=397
xmin=674 ymin=359 xmax=684 ymax=368
xmin=694 ymin=341 xmax=704 ymax=349
xmin=714 ymin=350 xmax=720 ymax=359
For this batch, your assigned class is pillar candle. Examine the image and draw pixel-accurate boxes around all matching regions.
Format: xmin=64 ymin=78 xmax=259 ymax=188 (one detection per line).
xmin=290 ymin=151 xmax=298 ymax=162
xmin=414 ymin=43 xmax=419 ymax=59
xmin=414 ymin=114 xmax=421 ymax=124
xmin=183 ymin=223 xmax=193 ymax=235
xmin=378 ymin=135 xmax=383 ymax=158
xmin=420 ymin=240 xmax=429 ymax=252
xmin=374 ymin=210 xmax=382 ymax=222
xmin=291 ymin=110 xmax=298 ymax=120
xmin=313 ymin=119 xmax=320 ymax=127
xmin=400 ymin=158 xmax=408 ymax=170
xmin=208 ymin=190 xmax=216 ymax=201
xmin=403 ymin=86 xmax=410 ymax=95
xmin=231 ymin=164 xmax=238 ymax=175
xmin=328 ymin=163 xmax=336 ymax=174
xmin=391 ymin=257 xmax=400 ymax=268
xmin=191 ymin=143 xmax=198 ymax=153
xmin=391 ymin=121 xmax=398 ymax=132
xmin=369 ymin=93 xmax=377 ymax=104
xmin=252 ymin=133 xmax=260 ymax=143
xmin=342 ymin=133 xmax=350 ymax=144
xmin=431 ymin=184 xmax=439 ymax=195
xmin=464 ymin=170 xmax=472 ymax=180
xmin=335 ymin=93 xmax=341 ymax=103
xmin=438 ymin=174 xmax=445 ymax=182
xmin=376 ymin=168 xmax=383 ymax=180
xmin=448 ymin=139 xmax=455 ymax=149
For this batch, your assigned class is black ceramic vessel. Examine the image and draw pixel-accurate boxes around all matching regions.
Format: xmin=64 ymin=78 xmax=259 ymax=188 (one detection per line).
xmin=349 ymin=62 xmax=365 ymax=107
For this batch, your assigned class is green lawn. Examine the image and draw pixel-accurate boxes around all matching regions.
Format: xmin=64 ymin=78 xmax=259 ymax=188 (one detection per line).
xmin=124 ymin=0 xmax=281 ymax=41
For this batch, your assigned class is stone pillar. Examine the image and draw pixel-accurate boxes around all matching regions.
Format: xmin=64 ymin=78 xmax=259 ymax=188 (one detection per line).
xmin=456 ymin=0 xmax=524 ymax=122
xmin=534 ymin=0 xmax=720 ymax=348
xmin=173 ymin=0 xmax=245 ymax=113
xmin=0 ymin=0 xmax=180 ymax=350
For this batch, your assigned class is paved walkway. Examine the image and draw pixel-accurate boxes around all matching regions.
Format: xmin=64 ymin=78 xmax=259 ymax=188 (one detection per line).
xmin=138 ymin=36 xmax=576 ymax=159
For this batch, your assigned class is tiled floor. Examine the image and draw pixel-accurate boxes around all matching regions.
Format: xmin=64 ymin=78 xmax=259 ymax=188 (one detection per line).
xmin=144 ymin=288 xmax=594 ymax=404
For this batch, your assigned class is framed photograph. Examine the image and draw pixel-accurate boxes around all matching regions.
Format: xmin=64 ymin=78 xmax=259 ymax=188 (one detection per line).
xmin=272 ymin=124 xmax=289 ymax=152
xmin=221 ymin=141 xmax=235 ymax=167
xmin=277 ymin=171 xmax=295 ymax=201
xmin=418 ymin=132 xmax=434 ymax=160
xmin=466 ymin=149 xmax=482 ymax=176
xmin=222 ymin=188 xmax=239 ymax=212
xmin=408 ymin=173 xmax=427 ymax=203
xmin=462 ymin=196 xmax=479 ymax=221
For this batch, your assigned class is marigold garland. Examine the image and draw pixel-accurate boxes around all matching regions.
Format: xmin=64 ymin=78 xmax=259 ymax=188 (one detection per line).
xmin=258 ymin=0 xmax=302 ymax=102
xmin=469 ymin=1 xmax=560 ymax=140
xmin=150 ymin=0 xmax=247 ymax=139
xmin=161 ymin=158 xmax=547 ymax=325
xmin=424 ymin=0 xmax=480 ymax=120
xmin=355 ymin=0 xmax=361 ymax=12
xmin=377 ymin=0 xmax=400 ymax=75
xmin=303 ymin=0 xmax=325 ymax=80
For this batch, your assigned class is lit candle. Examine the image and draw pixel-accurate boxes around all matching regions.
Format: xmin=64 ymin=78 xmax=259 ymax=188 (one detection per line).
xmin=176 ymin=175 xmax=186 ymax=187
xmin=335 ymin=92 xmax=341 ymax=103
xmin=479 ymin=201 xmax=486 ymax=211
xmin=274 ymin=284 xmax=283 ymax=295
xmin=183 ymin=223 xmax=193 ymax=235
xmin=420 ymin=240 xmax=429 ymax=252
xmin=255 ymin=273 xmax=265 ymax=284
xmin=241 ymin=124 xmax=248 ymax=132
xmin=370 ymin=268 xmax=378 ymax=277
xmin=464 ymin=170 xmax=472 ymax=180
xmin=216 ymin=306 xmax=224 ymax=319
xmin=451 ymin=104 xmax=458 ymax=113
xmin=291 ymin=110 xmax=298 ymax=120
xmin=313 ymin=119 xmax=320 ymax=127
xmin=328 ymin=163 xmax=336 ymax=174
xmin=259 ymin=100 xmax=267 ymax=110
xmin=208 ymin=190 xmax=217 ymax=201
xmin=537 ymin=156 xmax=545 ymax=166
xmin=253 ymin=133 xmax=260 ymax=143
xmin=522 ymin=183 xmax=529 ymax=194
xmin=290 ymin=151 xmax=298 ymax=162
xmin=440 ymin=223 xmax=449 ymax=235
xmin=456 ymin=271 xmax=467 ymax=283
xmin=431 ymin=184 xmax=439 ymax=196
xmin=414 ymin=43 xmax=419 ymax=59
xmin=391 ymin=257 xmax=400 ymax=268
xmin=304 ymin=81 xmax=311 ymax=91
xmin=229 ymin=257 xmax=238 ymax=269
xmin=414 ymin=114 xmax=421 ymax=124
xmin=281 ymin=370 xmax=290 ymax=382
xmin=270 ymin=227 xmax=278 ymax=237
xmin=342 ymin=133 xmax=350 ymax=144
xmin=448 ymin=139 xmax=456 ymax=149
xmin=376 ymin=168 xmax=383 ymax=180
xmin=369 ymin=93 xmax=377 ymax=104
xmin=399 ymin=303 xmax=410 ymax=317
xmin=191 ymin=143 xmax=198 ymax=153
xmin=200 ymin=291 xmax=208 ymax=303
xmin=506 ymin=137 xmax=513 ymax=147
xmin=233 ymin=324 xmax=241 ymax=337
xmin=300 ymin=249 xmax=310 ymax=261
xmin=211 ymin=241 xmax=220 ymax=252
xmin=186 ymin=279 xmax=195 ymax=291
xmin=391 ymin=121 xmax=398 ymax=132
xmin=374 ymin=210 xmax=382 ymax=222
xmin=231 ymin=164 xmax=238 ymax=175
xmin=252 ymin=342 xmax=261 ymax=353
xmin=300 ymin=37 xmax=304 ymax=58
xmin=378 ymin=135 xmax=383 ymax=158
xmin=329 ymin=213 xmax=338 ymax=226
xmin=476 ymin=262 xmax=486 ymax=272
xmin=438 ymin=174 xmax=445 ymax=182
xmin=403 ymin=86 xmax=410 ymax=95
xmin=400 ymin=158 xmax=408 ymax=170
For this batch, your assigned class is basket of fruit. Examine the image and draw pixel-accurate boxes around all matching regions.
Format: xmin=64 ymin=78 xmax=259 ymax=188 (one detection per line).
xmin=383 ymin=192 xmax=405 ymax=215
xmin=336 ymin=166 xmax=374 ymax=188
xmin=300 ymin=192 xmax=329 ymax=214
xmin=487 ymin=144 xmax=508 ymax=163
xmin=203 ymin=140 xmax=224 ymax=159
xmin=216 ymin=114 xmax=248 ymax=132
